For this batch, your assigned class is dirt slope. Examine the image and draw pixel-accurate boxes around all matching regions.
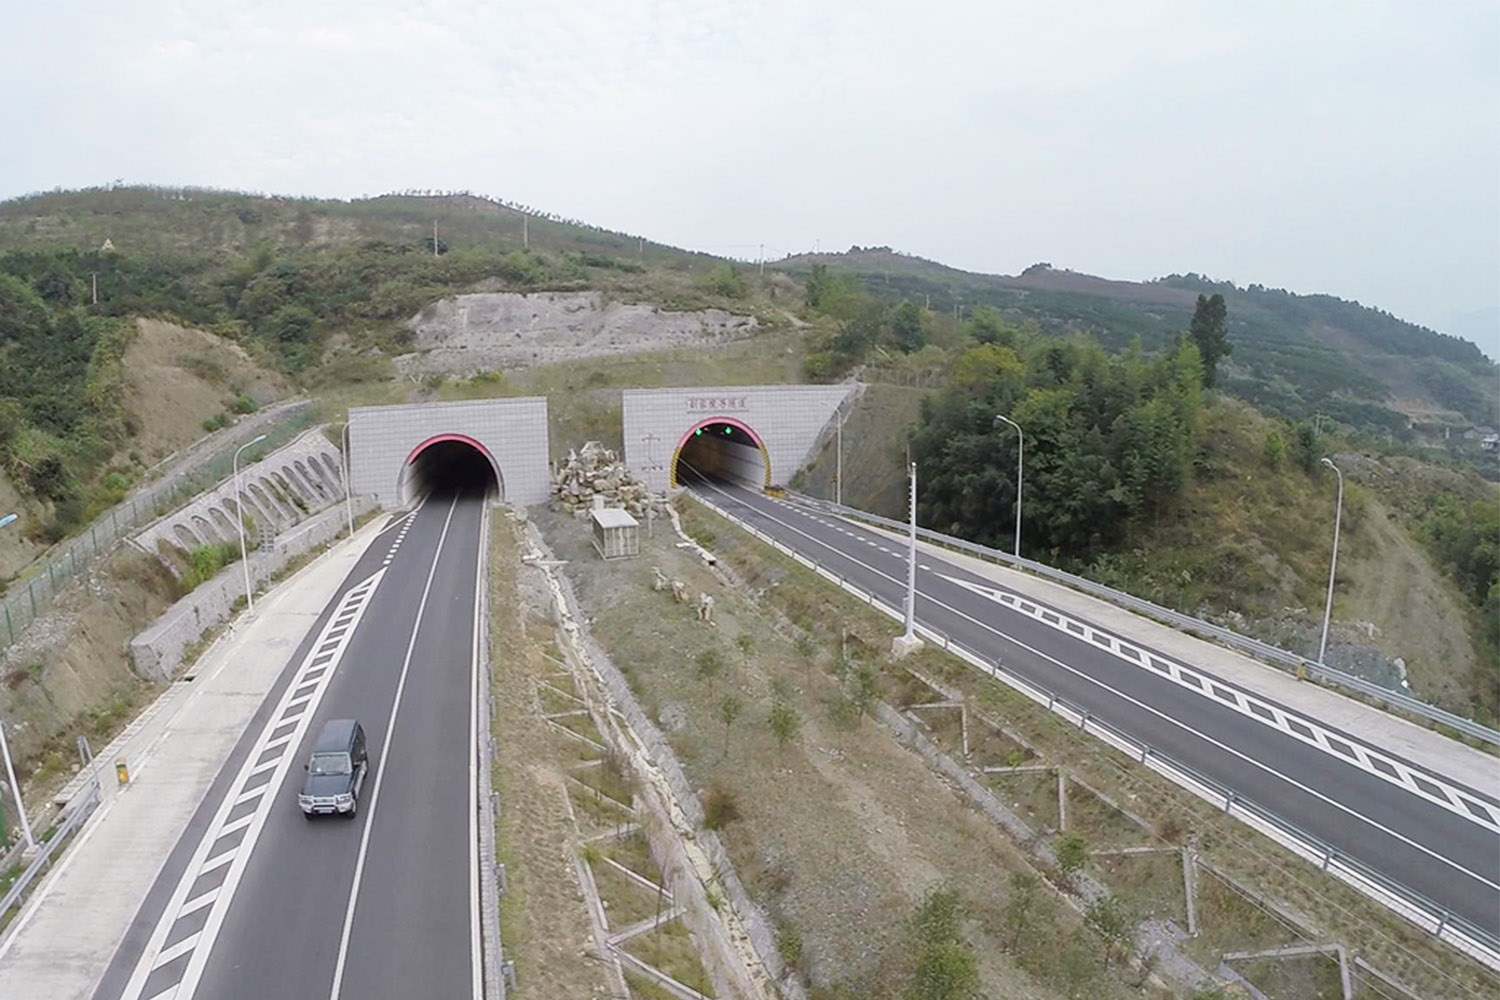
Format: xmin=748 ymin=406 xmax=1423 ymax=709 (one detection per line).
xmin=122 ymin=320 xmax=288 ymax=464
xmin=1341 ymin=498 xmax=1485 ymax=712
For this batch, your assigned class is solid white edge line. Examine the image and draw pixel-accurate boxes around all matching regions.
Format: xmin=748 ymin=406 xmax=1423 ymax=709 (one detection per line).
xmin=690 ymin=482 xmax=1500 ymax=896
xmin=469 ymin=503 xmax=485 ymax=999
xmin=328 ymin=492 xmax=461 ymax=1000
xmin=118 ymin=570 xmax=384 ymax=1000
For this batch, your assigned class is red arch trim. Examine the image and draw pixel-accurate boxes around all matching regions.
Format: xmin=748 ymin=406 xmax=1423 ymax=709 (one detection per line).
xmin=672 ymin=416 xmax=765 ymax=455
xmin=671 ymin=417 xmax=772 ymax=489
xmin=405 ymin=433 xmax=497 ymax=466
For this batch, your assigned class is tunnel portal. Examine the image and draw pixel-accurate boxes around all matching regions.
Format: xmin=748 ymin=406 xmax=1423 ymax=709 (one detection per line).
xmin=400 ymin=434 xmax=502 ymax=503
xmin=672 ymin=419 xmax=770 ymax=489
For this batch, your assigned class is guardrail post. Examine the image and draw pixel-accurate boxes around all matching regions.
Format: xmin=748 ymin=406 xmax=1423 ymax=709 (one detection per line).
xmin=1141 ymin=743 xmax=1150 ymax=763
xmin=1322 ymin=849 xmax=1333 ymax=872
xmin=1224 ymin=792 xmax=1236 ymax=814
xmin=1436 ymin=911 xmax=1449 ymax=936
xmin=1078 ymin=710 xmax=1088 ymax=730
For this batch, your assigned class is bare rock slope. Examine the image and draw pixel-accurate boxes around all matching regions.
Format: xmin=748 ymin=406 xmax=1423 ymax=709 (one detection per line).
xmin=396 ymin=290 xmax=758 ymax=376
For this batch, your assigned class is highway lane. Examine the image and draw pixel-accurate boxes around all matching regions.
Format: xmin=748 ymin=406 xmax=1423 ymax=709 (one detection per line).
xmin=96 ymin=489 xmax=484 ymax=1000
xmin=689 ymin=477 xmax=1500 ymax=937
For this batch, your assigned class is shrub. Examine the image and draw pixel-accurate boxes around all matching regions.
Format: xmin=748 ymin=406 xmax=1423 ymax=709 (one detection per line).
xmin=232 ymin=394 xmax=258 ymax=414
xmin=704 ymin=264 xmax=746 ymax=299
xmin=702 ymin=785 xmax=740 ymax=830
xmin=695 ymin=648 xmax=723 ymax=678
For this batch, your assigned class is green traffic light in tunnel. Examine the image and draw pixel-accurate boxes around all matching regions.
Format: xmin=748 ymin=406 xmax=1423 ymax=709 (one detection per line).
xmin=695 ymin=428 xmax=703 ymax=436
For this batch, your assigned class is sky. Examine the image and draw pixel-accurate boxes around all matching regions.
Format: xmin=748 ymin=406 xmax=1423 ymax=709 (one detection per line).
xmin=1 ymin=1 xmax=1496 ymax=357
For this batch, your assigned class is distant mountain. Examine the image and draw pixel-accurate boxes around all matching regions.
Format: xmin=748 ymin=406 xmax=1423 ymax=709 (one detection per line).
xmin=777 ymin=250 xmax=1498 ymax=437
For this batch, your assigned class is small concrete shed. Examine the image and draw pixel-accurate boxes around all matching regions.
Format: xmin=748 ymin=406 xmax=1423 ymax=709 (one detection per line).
xmin=591 ymin=507 xmax=640 ymax=560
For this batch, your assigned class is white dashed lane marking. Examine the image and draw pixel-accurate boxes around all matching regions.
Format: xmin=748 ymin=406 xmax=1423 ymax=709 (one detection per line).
xmin=940 ymin=573 xmax=1500 ymax=835
xmin=119 ymin=571 xmax=385 ymax=1000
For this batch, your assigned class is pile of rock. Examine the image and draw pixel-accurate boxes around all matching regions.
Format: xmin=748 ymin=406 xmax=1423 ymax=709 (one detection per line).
xmin=553 ymin=441 xmax=665 ymax=519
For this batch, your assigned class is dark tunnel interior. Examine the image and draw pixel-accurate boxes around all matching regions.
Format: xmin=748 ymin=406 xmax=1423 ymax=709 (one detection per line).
xmin=405 ymin=440 xmax=500 ymax=500
xmin=674 ymin=422 xmax=766 ymax=489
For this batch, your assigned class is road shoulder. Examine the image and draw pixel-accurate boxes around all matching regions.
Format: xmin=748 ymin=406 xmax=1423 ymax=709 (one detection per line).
xmin=0 ymin=517 xmax=386 ymax=1000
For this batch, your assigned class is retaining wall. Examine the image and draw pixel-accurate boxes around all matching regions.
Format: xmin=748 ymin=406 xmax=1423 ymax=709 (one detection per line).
xmin=131 ymin=427 xmax=348 ymax=562
xmin=129 ymin=499 xmax=374 ymax=682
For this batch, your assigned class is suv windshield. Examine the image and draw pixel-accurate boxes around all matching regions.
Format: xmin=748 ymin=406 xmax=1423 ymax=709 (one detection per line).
xmin=309 ymin=752 xmax=352 ymax=776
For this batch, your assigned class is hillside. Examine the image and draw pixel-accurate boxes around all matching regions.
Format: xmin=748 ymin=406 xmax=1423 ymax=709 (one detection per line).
xmin=777 ymin=250 xmax=1499 ymax=449
xmin=799 ymin=389 xmax=1497 ymax=721
xmin=0 ymin=185 xmax=718 ymax=270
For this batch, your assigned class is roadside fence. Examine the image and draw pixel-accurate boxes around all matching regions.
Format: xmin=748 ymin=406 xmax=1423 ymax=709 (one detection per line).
xmin=1 ymin=402 xmax=317 ymax=656
xmin=688 ymin=489 xmax=1500 ymax=971
xmin=782 ymin=491 xmax=1500 ymax=749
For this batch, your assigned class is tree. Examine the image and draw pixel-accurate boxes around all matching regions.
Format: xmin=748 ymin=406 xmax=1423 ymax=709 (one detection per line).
xmin=1291 ymin=421 xmax=1320 ymax=473
xmin=1263 ymin=429 xmax=1287 ymax=469
xmin=1001 ymin=871 xmax=1041 ymax=952
xmin=717 ymin=694 xmax=742 ymax=757
xmin=907 ymin=888 xmax=979 ymax=1000
xmin=1188 ymin=293 xmax=1231 ymax=388
xmin=768 ymin=700 xmax=801 ymax=751
xmin=891 ymin=300 xmax=927 ymax=352
xmin=1055 ymin=834 xmax=1089 ymax=879
xmin=1084 ymin=895 xmax=1138 ymax=975
xmin=849 ymin=664 xmax=881 ymax=723
xmin=966 ymin=306 xmax=1015 ymax=346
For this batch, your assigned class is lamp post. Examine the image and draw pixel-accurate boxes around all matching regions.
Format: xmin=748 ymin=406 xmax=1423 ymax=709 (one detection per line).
xmin=234 ymin=435 xmax=268 ymax=614
xmin=904 ymin=462 xmax=917 ymax=640
xmin=338 ymin=422 xmax=355 ymax=539
xmin=0 ymin=513 xmax=34 ymax=850
xmin=994 ymin=414 xmax=1023 ymax=558
xmin=1318 ymin=457 xmax=1344 ymax=665
xmin=822 ymin=399 xmax=848 ymax=507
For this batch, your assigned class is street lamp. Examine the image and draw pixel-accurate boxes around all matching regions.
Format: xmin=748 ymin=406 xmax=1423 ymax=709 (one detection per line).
xmin=821 ymin=399 xmax=849 ymax=507
xmin=0 ymin=513 xmax=34 ymax=850
xmin=904 ymin=462 xmax=918 ymax=641
xmin=994 ymin=414 xmax=1023 ymax=558
xmin=234 ymin=435 xmax=268 ymax=614
xmin=1318 ymin=457 xmax=1344 ymax=664
xmin=338 ymin=422 xmax=355 ymax=539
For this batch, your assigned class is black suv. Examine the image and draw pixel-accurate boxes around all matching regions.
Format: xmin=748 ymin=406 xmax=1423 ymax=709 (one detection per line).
xmin=298 ymin=719 xmax=368 ymax=818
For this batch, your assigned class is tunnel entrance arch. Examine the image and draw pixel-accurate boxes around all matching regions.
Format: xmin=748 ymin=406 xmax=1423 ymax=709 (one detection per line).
xmin=671 ymin=417 xmax=772 ymax=489
xmin=347 ymin=397 xmax=550 ymax=509
xmin=397 ymin=433 xmax=504 ymax=504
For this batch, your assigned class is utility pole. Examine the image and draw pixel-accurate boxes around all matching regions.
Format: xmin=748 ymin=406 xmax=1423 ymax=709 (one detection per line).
xmin=758 ymin=244 xmax=765 ymax=276
xmin=638 ymin=236 xmax=644 ymax=258
xmin=523 ymin=218 xmax=529 ymax=248
xmin=91 ymin=272 xmax=98 ymax=305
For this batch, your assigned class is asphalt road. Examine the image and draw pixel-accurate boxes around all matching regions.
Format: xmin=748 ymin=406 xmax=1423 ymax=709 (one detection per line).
xmin=96 ymin=489 xmax=484 ymax=1000
xmin=689 ymin=477 xmax=1500 ymax=938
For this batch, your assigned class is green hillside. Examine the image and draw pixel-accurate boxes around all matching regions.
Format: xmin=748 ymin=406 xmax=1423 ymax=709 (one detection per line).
xmin=776 ymin=251 xmax=1498 ymax=449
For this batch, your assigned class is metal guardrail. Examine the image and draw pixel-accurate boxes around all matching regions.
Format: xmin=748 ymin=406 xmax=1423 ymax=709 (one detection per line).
xmin=784 ymin=492 xmax=1500 ymax=749
xmin=690 ymin=489 xmax=1500 ymax=970
xmin=0 ymin=782 xmax=101 ymax=931
xmin=0 ymin=403 xmax=317 ymax=655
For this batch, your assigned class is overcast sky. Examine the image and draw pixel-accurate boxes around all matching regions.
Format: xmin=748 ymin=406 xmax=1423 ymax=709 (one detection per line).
xmin=2 ymin=1 xmax=1496 ymax=356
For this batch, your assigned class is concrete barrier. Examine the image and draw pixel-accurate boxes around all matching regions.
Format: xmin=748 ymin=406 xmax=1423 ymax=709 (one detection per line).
xmin=129 ymin=499 xmax=374 ymax=682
